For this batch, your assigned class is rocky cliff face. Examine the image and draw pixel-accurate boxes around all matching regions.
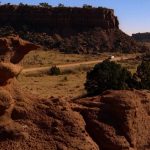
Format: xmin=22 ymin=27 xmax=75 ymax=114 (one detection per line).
xmin=0 ymin=5 xmax=119 ymax=32
xmin=0 ymin=5 xmax=147 ymax=53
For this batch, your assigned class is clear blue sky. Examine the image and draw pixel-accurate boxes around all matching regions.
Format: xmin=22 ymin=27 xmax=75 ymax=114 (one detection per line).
xmin=1 ymin=0 xmax=150 ymax=35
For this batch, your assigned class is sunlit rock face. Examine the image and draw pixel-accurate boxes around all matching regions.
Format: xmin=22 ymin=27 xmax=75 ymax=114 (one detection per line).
xmin=74 ymin=90 xmax=150 ymax=150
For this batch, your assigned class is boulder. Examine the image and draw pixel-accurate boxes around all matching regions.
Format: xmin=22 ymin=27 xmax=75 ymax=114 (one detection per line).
xmin=74 ymin=90 xmax=150 ymax=150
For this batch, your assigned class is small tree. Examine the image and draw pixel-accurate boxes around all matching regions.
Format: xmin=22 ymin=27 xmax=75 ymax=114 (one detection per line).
xmin=19 ymin=2 xmax=24 ymax=6
xmin=58 ymin=3 xmax=65 ymax=7
xmin=49 ymin=66 xmax=61 ymax=76
xmin=6 ymin=3 xmax=10 ymax=5
xmin=85 ymin=60 xmax=133 ymax=96
xmin=83 ymin=4 xmax=93 ymax=8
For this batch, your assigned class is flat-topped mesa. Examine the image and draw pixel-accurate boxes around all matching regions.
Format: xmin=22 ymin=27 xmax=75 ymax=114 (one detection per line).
xmin=132 ymin=32 xmax=150 ymax=42
xmin=0 ymin=5 xmax=119 ymax=31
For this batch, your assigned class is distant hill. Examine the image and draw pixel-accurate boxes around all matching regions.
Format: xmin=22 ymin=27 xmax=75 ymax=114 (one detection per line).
xmin=0 ymin=5 xmax=148 ymax=53
xmin=132 ymin=33 xmax=150 ymax=42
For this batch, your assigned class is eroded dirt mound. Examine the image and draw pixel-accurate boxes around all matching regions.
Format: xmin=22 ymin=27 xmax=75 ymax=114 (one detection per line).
xmin=74 ymin=90 xmax=150 ymax=150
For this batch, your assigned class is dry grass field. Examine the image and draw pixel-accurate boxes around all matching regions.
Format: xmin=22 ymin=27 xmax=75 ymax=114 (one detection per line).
xmin=20 ymin=48 xmax=131 ymax=68
xmin=20 ymin=49 xmax=102 ymax=68
xmin=18 ymin=49 xmax=141 ymax=99
xmin=118 ymin=58 xmax=140 ymax=74
xmin=18 ymin=71 xmax=87 ymax=99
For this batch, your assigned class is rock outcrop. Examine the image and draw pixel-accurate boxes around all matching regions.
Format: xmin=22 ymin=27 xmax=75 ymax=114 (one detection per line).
xmin=0 ymin=36 xmax=39 ymax=84
xmin=0 ymin=36 xmax=99 ymax=149
xmin=0 ymin=36 xmax=39 ymax=140
xmin=74 ymin=90 xmax=150 ymax=150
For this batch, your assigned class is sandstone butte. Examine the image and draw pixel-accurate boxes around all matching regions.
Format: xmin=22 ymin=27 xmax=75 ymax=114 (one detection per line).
xmin=0 ymin=5 xmax=148 ymax=53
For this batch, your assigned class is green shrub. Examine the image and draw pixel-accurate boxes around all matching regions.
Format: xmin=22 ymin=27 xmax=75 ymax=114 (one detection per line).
xmin=49 ymin=66 xmax=61 ymax=76
xmin=136 ymin=60 xmax=150 ymax=89
xmin=84 ymin=60 xmax=134 ymax=96
xmin=39 ymin=2 xmax=52 ymax=8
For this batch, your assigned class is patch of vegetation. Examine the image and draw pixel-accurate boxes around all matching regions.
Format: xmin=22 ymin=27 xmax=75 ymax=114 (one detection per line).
xmin=85 ymin=59 xmax=150 ymax=96
xmin=85 ymin=60 xmax=133 ymax=96
xmin=82 ymin=4 xmax=93 ymax=8
xmin=49 ymin=66 xmax=61 ymax=76
xmin=0 ymin=26 xmax=15 ymax=37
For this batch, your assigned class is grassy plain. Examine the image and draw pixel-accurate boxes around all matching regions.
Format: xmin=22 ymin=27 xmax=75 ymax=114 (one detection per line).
xmin=18 ymin=49 xmax=141 ymax=99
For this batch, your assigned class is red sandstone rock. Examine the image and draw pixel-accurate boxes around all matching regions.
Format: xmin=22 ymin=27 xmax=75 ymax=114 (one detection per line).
xmin=0 ymin=35 xmax=39 ymax=63
xmin=0 ymin=36 xmax=39 ymax=141
xmin=74 ymin=90 xmax=150 ymax=150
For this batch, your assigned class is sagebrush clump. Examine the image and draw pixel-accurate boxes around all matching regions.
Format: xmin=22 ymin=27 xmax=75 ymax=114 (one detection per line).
xmin=85 ymin=60 xmax=133 ymax=96
xmin=49 ymin=66 xmax=61 ymax=75
xmin=85 ymin=59 xmax=150 ymax=96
